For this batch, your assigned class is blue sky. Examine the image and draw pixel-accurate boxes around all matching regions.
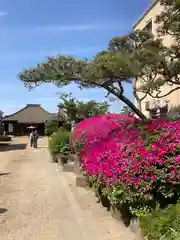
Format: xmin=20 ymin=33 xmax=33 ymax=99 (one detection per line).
xmin=0 ymin=0 xmax=149 ymax=115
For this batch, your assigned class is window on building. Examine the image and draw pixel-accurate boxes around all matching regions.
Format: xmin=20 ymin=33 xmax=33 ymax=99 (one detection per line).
xmin=150 ymin=109 xmax=158 ymax=119
xmin=145 ymin=101 xmax=150 ymax=110
xmin=159 ymin=107 xmax=168 ymax=119
xmin=142 ymin=20 xmax=153 ymax=34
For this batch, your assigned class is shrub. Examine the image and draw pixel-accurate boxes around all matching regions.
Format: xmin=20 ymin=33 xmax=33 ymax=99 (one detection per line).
xmin=61 ymin=122 xmax=72 ymax=131
xmin=0 ymin=135 xmax=11 ymax=141
xmin=45 ymin=120 xmax=58 ymax=136
xmin=71 ymin=115 xmax=180 ymax=217
xmin=140 ymin=202 xmax=180 ymax=240
xmin=70 ymin=114 xmax=139 ymax=153
xmin=48 ymin=130 xmax=71 ymax=156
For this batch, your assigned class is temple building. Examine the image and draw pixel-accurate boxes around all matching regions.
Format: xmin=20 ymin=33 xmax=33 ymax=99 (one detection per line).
xmin=2 ymin=104 xmax=62 ymax=136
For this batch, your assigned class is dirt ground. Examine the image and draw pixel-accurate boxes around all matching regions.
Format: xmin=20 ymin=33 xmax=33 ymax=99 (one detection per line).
xmin=0 ymin=137 xmax=137 ymax=240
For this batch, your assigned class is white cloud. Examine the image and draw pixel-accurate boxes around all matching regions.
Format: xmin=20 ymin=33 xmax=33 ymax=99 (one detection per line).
xmin=1 ymin=22 xmax=128 ymax=34
xmin=0 ymin=11 xmax=8 ymax=16
xmin=36 ymin=24 xmax=97 ymax=32
xmin=32 ymin=23 xmax=125 ymax=32
xmin=0 ymin=46 xmax=102 ymax=62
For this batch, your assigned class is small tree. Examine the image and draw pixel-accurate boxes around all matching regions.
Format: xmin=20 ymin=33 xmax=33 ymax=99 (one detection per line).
xmin=44 ymin=120 xmax=58 ymax=136
xmin=108 ymin=31 xmax=179 ymax=110
xmin=58 ymin=92 xmax=109 ymax=122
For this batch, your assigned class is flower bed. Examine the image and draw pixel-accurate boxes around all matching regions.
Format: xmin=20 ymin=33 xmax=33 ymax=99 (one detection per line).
xmin=70 ymin=115 xmax=180 ymax=225
xmin=70 ymin=114 xmax=139 ymax=153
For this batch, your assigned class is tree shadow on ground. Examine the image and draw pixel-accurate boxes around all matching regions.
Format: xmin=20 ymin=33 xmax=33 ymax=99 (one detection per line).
xmin=0 ymin=208 xmax=8 ymax=214
xmin=0 ymin=172 xmax=11 ymax=176
xmin=0 ymin=143 xmax=27 ymax=152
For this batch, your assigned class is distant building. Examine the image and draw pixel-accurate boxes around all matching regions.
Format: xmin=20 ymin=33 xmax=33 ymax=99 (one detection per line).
xmin=2 ymin=104 xmax=63 ymax=136
xmin=133 ymin=0 xmax=180 ymax=118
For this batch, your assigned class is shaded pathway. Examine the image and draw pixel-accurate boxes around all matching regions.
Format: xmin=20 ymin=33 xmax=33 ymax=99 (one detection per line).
xmin=0 ymin=137 xmax=137 ymax=240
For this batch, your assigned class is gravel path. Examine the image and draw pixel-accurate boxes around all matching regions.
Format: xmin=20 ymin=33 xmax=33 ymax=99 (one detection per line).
xmin=0 ymin=137 xmax=138 ymax=240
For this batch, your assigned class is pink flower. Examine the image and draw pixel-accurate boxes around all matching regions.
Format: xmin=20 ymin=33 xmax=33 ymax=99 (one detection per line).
xmin=70 ymin=114 xmax=180 ymax=194
xmin=176 ymin=155 xmax=180 ymax=163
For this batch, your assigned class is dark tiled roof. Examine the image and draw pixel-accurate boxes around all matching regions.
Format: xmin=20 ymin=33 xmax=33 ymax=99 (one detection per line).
xmin=3 ymin=104 xmax=59 ymax=123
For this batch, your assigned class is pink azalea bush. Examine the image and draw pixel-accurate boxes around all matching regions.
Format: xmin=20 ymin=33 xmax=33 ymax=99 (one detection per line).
xmin=70 ymin=114 xmax=180 ymax=216
xmin=70 ymin=114 xmax=139 ymax=152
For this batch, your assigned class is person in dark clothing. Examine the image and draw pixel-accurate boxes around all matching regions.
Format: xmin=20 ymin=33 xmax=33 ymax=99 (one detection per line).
xmin=33 ymin=130 xmax=39 ymax=148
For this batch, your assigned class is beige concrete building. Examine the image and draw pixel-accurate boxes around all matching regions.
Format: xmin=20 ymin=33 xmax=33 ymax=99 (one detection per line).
xmin=133 ymin=0 xmax=180 ymax=118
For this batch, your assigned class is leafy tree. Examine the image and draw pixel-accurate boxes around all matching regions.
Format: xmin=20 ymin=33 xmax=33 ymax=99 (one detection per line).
xmin=77 ymin=99 xmax=109 ymax=119
xmin=18 ymin=30 xmax=173 ymax=120
xmin=147 ymin=0 xmax=180 ymax=95
xmin=109 ymin=29 xmax=180 ymax=111
xmin=108 ymin=2 xmax=180 ymax=110
xmin=19 ymin=55 xmax=147 ymax=119
xmin=120 ymin=105 xmax=134 ymax=115
xmin=18 ymin=22 xmax=180 ymax=120
xmin=44 ymin=120 xmax=58 ymax=136
xmin=58 ymin=92 xmax=109 ymax=122
xmin=18 ymin=0 xmax=180 ymax=120
xmin=156 ymin=0 xmax=180 ymax=40
xmin=108 ymin=31 xmax=166 ymax=111
xmin=18 ymin=45 xmax=148 ymax=119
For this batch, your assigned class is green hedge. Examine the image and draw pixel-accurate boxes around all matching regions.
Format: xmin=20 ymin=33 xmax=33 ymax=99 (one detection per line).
xmin=140 ymin=203 xmax=180 ymax=240
xmin=48 ymin=130 xmax=71 ymax=156
xmin=0 ymin=135 xmax=11 ymax=141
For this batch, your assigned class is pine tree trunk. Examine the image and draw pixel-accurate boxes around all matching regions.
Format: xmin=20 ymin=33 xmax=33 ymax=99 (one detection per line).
xmin=119 ymin=95 xmax=146 ymax=120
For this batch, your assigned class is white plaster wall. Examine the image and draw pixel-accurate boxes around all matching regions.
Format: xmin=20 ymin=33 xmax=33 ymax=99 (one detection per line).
xmin=133 ymin=0 xmax=180 ymax=115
